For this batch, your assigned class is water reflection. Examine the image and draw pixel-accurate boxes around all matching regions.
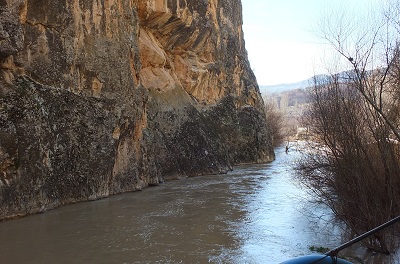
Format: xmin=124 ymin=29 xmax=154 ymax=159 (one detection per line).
xmin=0 ymin=146 xmax=398 ymax=263
xmin=227 ymin=147 xmax=344 ymax=263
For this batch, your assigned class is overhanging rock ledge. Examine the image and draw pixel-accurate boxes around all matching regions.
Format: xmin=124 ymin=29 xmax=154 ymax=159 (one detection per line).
xmin=0 ymin=0 xmax=274 ymax=220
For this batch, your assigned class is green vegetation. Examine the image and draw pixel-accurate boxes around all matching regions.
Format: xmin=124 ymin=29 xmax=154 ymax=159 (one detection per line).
xmin=309 ymin=245 xmax=330 ymax=253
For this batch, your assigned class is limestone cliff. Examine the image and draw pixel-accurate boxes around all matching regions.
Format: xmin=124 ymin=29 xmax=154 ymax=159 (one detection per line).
xmin=0 ymin=0 xmax=274 ymax=220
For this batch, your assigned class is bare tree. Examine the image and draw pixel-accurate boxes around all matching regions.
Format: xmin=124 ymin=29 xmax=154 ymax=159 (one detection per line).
xmin=298 ymin=1 xmax=400 ymax=254
xmin=264 ymin=99 xmax=284 ymax=147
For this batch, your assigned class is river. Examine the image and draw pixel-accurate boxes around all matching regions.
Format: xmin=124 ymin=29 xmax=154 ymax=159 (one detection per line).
xmin=0 ymin=145 xmax=398 ymax=263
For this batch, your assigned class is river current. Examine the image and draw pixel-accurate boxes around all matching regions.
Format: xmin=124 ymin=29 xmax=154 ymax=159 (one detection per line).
xmin=0 ymin=145 xmax=398 ymax=263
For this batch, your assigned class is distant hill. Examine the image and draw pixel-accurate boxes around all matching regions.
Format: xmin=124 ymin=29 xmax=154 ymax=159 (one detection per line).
xmin=260 ymin=76 xmax=318 ymax=138
xmin=260 ymin=70 xmax=364 ymax=139
xmin=259 ymin=70 xmax=370 ymax=95
xmin=259 ymin=74 xmax=332 ymax=94
xmin=259 ymin=79 xmax=313 ymax=94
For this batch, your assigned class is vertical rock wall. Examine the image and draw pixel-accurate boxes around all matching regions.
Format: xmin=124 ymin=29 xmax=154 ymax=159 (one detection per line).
xmin=0 ymin=0 xmax=274 ymax=220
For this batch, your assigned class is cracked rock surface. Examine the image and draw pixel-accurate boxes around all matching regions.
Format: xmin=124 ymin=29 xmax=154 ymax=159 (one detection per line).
xmin=0 ymin=0 xmax=274 ymax=220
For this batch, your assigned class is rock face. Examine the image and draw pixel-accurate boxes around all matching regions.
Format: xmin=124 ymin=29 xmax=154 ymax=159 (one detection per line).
xmin=0 ymin=0 xmax=274 ymax=220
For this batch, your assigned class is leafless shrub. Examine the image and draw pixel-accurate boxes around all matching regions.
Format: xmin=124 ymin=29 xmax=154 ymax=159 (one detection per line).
xmin=298 ymin=2 xmax=400 ymax=253
xmin=264 ymin=99 xmax=284 ymax=147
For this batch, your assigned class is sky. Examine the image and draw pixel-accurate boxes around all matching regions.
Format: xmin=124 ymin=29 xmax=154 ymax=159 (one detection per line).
xmin=241 ymin=0 xmax=380 ymax=86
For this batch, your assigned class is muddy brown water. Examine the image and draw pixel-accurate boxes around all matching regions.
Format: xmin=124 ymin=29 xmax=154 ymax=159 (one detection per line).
xmin=0 ymin=145 xmax=398 ymax=263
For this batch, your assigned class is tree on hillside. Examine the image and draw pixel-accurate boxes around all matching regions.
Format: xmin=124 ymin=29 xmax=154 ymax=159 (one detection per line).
xmin=298 ymin=1 xmax=400 ymax=254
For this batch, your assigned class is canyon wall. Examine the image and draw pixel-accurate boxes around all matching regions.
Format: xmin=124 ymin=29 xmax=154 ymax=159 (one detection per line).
xmin=0 ymin=0 xmax=274 ymax=220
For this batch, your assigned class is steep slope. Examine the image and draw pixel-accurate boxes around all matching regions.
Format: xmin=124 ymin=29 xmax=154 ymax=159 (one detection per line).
xmin=0 ymin=0 xmax=274 ymax=220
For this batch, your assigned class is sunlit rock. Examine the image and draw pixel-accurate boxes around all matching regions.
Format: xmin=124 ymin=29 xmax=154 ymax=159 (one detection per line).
xmin=0 ymin=0 xmax=274 ymax=220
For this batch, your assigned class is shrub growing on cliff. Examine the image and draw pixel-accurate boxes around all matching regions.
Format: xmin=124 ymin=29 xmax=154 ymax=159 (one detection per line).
xmin=297 ymin=1 xmax=400 ymax=254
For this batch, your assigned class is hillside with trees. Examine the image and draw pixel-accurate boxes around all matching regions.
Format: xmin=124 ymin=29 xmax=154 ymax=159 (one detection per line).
xmin=262 ymin=85 xmax=312 ymax=144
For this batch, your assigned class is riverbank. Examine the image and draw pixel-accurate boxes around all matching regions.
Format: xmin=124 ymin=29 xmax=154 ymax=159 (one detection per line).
xmin=0 ymin=145 xmax=397 ymax=263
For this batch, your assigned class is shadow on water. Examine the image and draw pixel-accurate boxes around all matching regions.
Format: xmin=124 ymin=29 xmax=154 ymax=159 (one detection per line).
xmin=0 ymin=145 xmax=398 ymax=263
